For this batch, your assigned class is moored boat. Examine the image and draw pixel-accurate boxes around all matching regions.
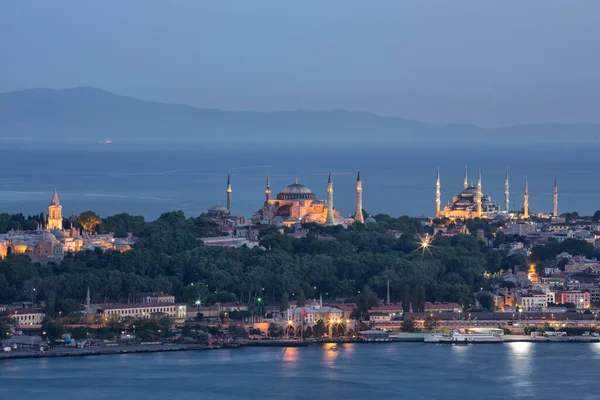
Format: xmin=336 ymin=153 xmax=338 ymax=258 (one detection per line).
xmin=424 ymin=328 xmax=504 ymax=343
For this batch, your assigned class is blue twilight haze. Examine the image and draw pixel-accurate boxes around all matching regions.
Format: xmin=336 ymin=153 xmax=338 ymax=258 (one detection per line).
xmin=1 ymin=1 xmax=599 ymax=127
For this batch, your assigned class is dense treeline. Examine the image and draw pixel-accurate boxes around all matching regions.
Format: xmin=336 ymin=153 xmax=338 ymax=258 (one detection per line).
xmin=0 ymin=211 xmax=513 ymax=310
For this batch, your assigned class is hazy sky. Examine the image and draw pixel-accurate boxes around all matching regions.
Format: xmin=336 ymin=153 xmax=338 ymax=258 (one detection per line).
xmin=1 ymin=1 xmax=599 ymax=126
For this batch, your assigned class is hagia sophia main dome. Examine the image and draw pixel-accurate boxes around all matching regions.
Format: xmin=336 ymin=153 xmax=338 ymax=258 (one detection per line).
xmin=276 ymin=180 xmax=317 ymax=201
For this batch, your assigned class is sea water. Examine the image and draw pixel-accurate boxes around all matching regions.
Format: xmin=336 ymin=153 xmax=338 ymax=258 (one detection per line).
xmin=0 ymin=141 xmax=597 ymax=220
xmin=1 ymin=343 xmax=599 ymax=399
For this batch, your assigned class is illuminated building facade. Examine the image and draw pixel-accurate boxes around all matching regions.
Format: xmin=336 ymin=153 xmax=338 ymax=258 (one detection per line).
xmin=253 ymin=174 xmax=345 ymax=227
xmin=436 ymin=168 xmax=500 ymax=219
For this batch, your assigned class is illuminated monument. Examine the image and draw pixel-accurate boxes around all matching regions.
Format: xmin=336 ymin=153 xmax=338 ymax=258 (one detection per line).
xmin=436 ymin=168 xmax=499 ymax=219
xmin=436 ymin=168 xmax=559 ymax=220
xmin=47 ymin=189 xmax=63 ymax=230
xmin=252 ymin=172 xmax=367 ymax=227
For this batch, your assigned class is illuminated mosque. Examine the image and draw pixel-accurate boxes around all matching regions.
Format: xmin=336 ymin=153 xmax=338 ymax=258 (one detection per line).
xmin=436 ymin=167 xmax=559 ymax=220
xmin=208 ymin=171 xmax=366 ymax=227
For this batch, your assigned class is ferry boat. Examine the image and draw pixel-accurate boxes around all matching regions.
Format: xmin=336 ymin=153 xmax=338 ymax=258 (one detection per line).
xmin=423 ymin=328 xmax=504 ymax=343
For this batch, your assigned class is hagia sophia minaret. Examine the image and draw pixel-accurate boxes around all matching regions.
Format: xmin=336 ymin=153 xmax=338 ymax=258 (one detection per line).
xmin=553 ymin=177 xmax=558 ymax=217
xmin=265 ymin=173 xmax=271 ymax=202
xmin=523 ymin=176 xmax=530 ymax=219
xmin=354 ymin=171 xmax=364 ymax=223
xmin=435 ymin=169 xmax=441 ymax=218
xmin=326 ymin=172 xmax=334 ymax=225
xmin=226 ymin=171 xmax=232 ymax=213
xmin=463 ymin=166 xmax=468 ymax=190
xmin=504 ymin=167 xmax=510 ymax=212
xmin=47 ymin=188 xmax=63 ymax=230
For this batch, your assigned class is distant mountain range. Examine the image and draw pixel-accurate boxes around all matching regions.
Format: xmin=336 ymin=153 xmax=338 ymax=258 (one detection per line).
xmin=0 ymin=87 xmax=598 ymax=143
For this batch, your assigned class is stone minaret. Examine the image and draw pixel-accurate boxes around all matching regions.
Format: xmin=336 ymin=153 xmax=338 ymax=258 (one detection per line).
xmin=354 ymin=171 xmax=364 ymax=223
xmin=523 ymin=176 xmax=530 ymax=219
xmin=435 ymin=169 xmax=441 ymax=218
xmin=70 ymin=208 xmax=76 ymax=237
xmin=464 ymin=166 xmax=468 ymax=189
xmin=265 ymin=172 xmax=271 ymax=203
xmin=326 ymin=172 xmax=334 ymax=225
xmin=86 ymin=286 xmax=91 ymax=310
xmin=504 ymin=167 xmax=510 ymax=212
xmin=226 ymin=171 xmax=232 ymax=213
xmin=477 ymin=168 xmax=482 ymax=197
xmin=553 ymin=177 xmax=558 ymax=217
xmin=47 ymin=189 xmax=63 ymax=230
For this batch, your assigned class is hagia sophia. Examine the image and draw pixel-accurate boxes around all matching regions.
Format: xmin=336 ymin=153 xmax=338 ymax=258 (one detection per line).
xmin=435 ymin=167 xmax=559 ymax=221
xmin=0 ymin=190 xmax=134 ymax=263
xmin=207 ymin=171 xmax=367 ymax=228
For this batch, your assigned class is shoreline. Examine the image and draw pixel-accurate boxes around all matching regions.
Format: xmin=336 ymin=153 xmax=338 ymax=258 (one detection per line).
xmin=2 ymin=335 xmax=599 ymax=360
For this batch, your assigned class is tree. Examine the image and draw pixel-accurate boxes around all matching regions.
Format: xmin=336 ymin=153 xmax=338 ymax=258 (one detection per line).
xmin=268 ymin=322 xmax=282 ymax=338
xmin=402 ymin=284 xmax=411 ymax=313
xmin=55 ymin=299 xmax=84 ymax=317
xmin=423 ymin=315 xmax=438 ymax=331
xmin=42 ymin=318 xmax=64 ymax=341
xmin=0 ymin=312 xmax=14 ymax=339
xmin=158 ymin=317 xmax=173 ymax=337
xmin=594 ymin=210 xmax=600 ymax=223
xmin=280 ymin=292 xmax=289 ymax=312
xmin=312 ymin=320 xmax=326 ymax=338
xmin=356 ymin=286 xmax=379 ymax=318
xmin=78 ymin=211 xmax=102 ymax=232
xmin=228 ymin=323 xmax=247 ymax=338
xmin=71 ymin=326 xmax=88 ymax=340
xmin=402 ymin=316 xmax=416 ymax=332
xmin=413 ymin=285 xmax=426 ymax=313
xmin=297 ymin=289 xmax=306 ymax=307
xmin=475 ymin=292 xmax=495 ymax=311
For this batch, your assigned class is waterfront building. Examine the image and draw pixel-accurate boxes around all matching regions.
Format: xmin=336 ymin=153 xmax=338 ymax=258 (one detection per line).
xmin=10 ymin=309 xmax=45 ymax=326
xmin=283 ymin=299 xmax=344 ymax=336
xmin=369 ymin=312 xmax=392 ymax=322
xmin=94 ymin=303 xmax=187 ymax=320
xmin=520 ymin=291 xmax=555 ymax=312
xmin=555 ymin=291 xmax=591 ymax=308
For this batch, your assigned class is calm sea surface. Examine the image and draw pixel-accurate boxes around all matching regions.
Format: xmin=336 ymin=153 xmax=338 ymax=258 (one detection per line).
xmin=1 ymin=343 xmax=600 ymax=399
xmin=0 ymin=141 xmax=598 ymax=220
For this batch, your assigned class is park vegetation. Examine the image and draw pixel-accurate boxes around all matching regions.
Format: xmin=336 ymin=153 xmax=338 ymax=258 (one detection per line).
xmin=0 ymin=211 xmax=535 ymax=311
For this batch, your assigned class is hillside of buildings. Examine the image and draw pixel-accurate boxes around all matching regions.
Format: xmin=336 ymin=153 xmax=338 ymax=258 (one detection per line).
xmin=2 ymin=87 xmax=599 ymax=144
xmin=3 ymin=208 xmax=600 ymax=341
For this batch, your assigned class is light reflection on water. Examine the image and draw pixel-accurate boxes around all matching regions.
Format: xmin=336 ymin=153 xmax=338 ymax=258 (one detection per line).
xmin=2 ymin=343 xmax=600 ymax=400
xmin=507 ymin=341 xmax=534 ymax=395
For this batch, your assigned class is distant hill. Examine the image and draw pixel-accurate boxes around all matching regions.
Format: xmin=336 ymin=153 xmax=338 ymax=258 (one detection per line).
xmin=0 ymin=87 xmax=598 ymax=143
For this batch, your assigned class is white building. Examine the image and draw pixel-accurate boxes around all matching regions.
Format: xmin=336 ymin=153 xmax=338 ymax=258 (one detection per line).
xmin=95 ymin=303 xmax=187 ymax=320
xmin=11 ymin=309 xmax=45 ymax=326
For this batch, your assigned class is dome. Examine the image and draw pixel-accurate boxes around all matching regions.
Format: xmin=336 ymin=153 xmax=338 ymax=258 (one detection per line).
xmin=277 ymin=181 xmax=316 ymax=200
xmin=50 ymin=229 xmax=65 ymax=240
xmin=39 ymin=232 xmax=57 ymax=242
xmin=461 ymin=187 xmax=478 ymax=196
xmin=209 ymin=202 xmax=228 ymax=212
xmin=365 ymin=216 xmax=377 ymax=224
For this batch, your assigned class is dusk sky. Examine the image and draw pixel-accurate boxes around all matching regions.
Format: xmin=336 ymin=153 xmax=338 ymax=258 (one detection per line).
xmin=1 ymin=1 xmax=598 ymax=126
